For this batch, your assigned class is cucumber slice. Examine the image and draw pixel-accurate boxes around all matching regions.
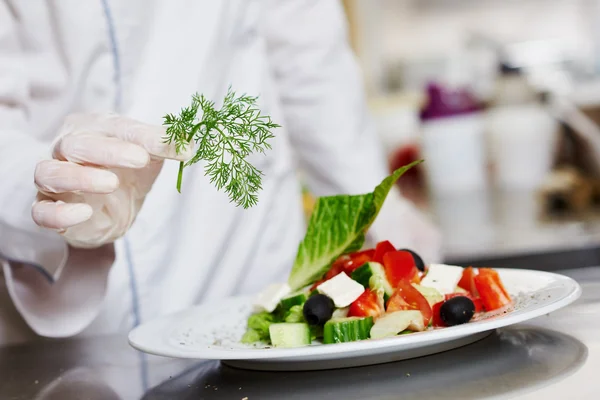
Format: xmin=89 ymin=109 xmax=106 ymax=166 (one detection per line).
xmin=351 ymin=262 xmax=393 ymax=299
xmin=280 ymin=292 xmax=308 ymax=313
xmin=310 ymin=325 xmax=323 ymax=340
xmin=268 ymin=323 xmax=311 ymax=348
xmin=412 ymin=284 xmax=444 ymax=307
xmin=370 ymin=310 xmax=425 ymax=339
xmin=323 ymin=316 xmax=374 ymax=344
xmin=350 ymin=263 xmax=373 ymax=287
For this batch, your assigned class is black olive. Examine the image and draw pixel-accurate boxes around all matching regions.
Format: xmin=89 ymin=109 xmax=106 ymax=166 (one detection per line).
xmin=399 ymin=248 xmax=425 ymax=272
xmin=440 ymin=296 xmax=475 ymax=326
xmin=303 ymin=294 xmax=335 ymax=326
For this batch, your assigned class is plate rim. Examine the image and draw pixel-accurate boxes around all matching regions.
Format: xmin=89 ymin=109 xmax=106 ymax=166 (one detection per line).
xmin=128 ymin=268 xmax=582 ymax=360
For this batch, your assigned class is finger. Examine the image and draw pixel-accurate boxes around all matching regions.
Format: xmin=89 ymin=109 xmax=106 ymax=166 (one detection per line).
xmin=104 ymin=114 xmax=195 ymax=161
xmin=55 ymin=134 xmax=150 ymax=168
xmin=35 ymin=160 xmax=120 ymax=194
xmin=110 ymin=116 xmax=195 ymax=161
xmin=32 ymin=200 xmax=93 ymax=230
xmin=63 ymin=113 xmax=194 ymax=161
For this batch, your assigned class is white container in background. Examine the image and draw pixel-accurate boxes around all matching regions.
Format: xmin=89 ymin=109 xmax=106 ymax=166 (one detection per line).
xmin=487 ymin=104 xmax=558 ymax=190
xmin=420 ymin=113 xmax=488 ymax=195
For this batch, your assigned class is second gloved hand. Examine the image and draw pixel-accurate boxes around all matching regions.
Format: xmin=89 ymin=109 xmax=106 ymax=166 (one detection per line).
xmin=32 ymin=113 xmax=193 ymax=248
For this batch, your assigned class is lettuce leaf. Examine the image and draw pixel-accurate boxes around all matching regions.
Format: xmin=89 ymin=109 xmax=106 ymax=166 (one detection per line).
xmin=241 ymin=328 xmax=263 ymax=344
xmin=283 ymin=305 xmax=305 ymax=323
xmin=241 ymin=311 xmax=277 ymax=344
xmin=288 ymin=160 xmax=422 ymax=290
xmin=247 ymin=311 xmax=276 ymax=333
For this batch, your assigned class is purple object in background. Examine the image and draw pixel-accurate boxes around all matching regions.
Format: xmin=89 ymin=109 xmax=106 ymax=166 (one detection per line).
xmin=419 ymin=81 xmax=488 ymax=194
xmin=420 ymin=82 xmax=482 ymax=121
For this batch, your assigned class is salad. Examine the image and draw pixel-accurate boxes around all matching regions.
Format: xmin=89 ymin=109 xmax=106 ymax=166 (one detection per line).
xmin=242 ymin=161 xmax=512 ymax=348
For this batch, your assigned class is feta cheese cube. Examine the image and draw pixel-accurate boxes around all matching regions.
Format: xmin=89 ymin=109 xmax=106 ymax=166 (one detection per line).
xmin=254 ymin=283 xmax=291 ymax=312
xmin=317 ymin=272 xmax=365 ymax=308
xmin=420 ymin=264 xmax=464 ymax=295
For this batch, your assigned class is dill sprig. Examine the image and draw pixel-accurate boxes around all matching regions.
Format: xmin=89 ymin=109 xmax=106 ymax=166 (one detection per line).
xmin=162 ymin=87 xmax=279 ymax=208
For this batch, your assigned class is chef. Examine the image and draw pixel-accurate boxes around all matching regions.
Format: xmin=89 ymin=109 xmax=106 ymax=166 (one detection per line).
xmin=0 ymin=0 xmax=441 ymax=345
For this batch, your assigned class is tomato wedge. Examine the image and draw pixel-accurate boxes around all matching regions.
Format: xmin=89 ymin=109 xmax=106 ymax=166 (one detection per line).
xmin=432 ymin=301 xmax=446 ymax=327
xmin=373 ymin=240 xmax=396 ymax=264
xmin=325 ymin=257 xmax=348 ymax=280
xmin=310 ymin=249 xmax=376 ymax=291
xmin=457 ymin=267 xmax=479 ymax=296
xmin=310 ymin=279 xmax=324 ymax=292
xmin=345 ymin=249 xmax=375 ymax=273
xmin=386 ymin=280 xmax=432 ymax=326
xmin=474 ymin=269 xmax=511 ymax=311
xmin=310 ymin=257 xmax=347 ymax=290
xmin=445 ymin=293 xmax=484 ymax=313
xmin=348 ymin=289 xmax=384 ymax=319
xmin=382 ymin=250 xmax=420 ymax=286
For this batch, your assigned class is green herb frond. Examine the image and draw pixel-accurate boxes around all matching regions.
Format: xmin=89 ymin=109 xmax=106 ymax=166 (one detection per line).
xmin=162 ymin=86 xmax=279 ymax=208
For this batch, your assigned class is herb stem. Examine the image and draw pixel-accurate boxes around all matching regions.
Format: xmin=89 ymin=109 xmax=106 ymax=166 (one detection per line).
xmin=188 ymin=122 xmax=204 ymax=142
xmin=177 ymin=161 xmax=184 ymax=193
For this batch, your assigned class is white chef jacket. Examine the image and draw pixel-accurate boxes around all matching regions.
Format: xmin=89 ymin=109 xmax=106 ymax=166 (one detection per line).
xmin=0 ymin=0 xmax=441 ymax=346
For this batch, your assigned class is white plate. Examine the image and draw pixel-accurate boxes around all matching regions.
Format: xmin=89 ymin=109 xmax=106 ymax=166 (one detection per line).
xmin=128 ymin=268 xmax=581 ymax=371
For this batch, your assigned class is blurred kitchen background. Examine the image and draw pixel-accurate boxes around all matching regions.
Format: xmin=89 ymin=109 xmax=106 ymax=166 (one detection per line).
xmin=323 ymin=0 xmax=600 ymax=270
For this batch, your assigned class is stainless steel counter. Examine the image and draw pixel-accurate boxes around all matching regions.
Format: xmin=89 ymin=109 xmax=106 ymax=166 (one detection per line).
xmin=1 ymin=266 xmax=598 ymax=400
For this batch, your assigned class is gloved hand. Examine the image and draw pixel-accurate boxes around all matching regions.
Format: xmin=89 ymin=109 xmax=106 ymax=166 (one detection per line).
xmin=32 ymin=113 xmax=192 ymax=249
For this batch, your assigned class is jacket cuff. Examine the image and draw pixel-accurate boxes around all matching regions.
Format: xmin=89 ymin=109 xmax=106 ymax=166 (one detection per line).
xmin=2 ymin=244 xmax=115 ymax=338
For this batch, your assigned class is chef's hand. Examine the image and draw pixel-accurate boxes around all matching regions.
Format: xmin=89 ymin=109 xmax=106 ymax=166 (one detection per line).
xmin=32 ymin=113 xmax=192 ymax=249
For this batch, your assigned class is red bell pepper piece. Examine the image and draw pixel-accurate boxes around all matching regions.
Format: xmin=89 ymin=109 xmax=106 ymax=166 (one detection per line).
xmin=457 ymin=267 xmax=479 ymax=297
xmin=478 ymin=268 xmax=510 ymax=298
xmin=474 ymin=269 xmax=511 ymax=311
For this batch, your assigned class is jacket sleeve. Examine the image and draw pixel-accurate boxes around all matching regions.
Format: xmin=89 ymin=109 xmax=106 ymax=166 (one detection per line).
xmin=262 ymin=0 xmax=443 ymax=262
xmin=0 ymin=1 xmax=114 ymax=338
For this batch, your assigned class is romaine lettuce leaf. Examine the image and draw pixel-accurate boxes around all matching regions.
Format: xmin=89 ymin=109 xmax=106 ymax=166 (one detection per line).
xmin=288 ymin=160 xmax=422 ymax=290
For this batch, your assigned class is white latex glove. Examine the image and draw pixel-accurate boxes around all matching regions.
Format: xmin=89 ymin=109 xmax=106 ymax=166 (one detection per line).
xmin=32 ymin=113 xmax=193 ymax=249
